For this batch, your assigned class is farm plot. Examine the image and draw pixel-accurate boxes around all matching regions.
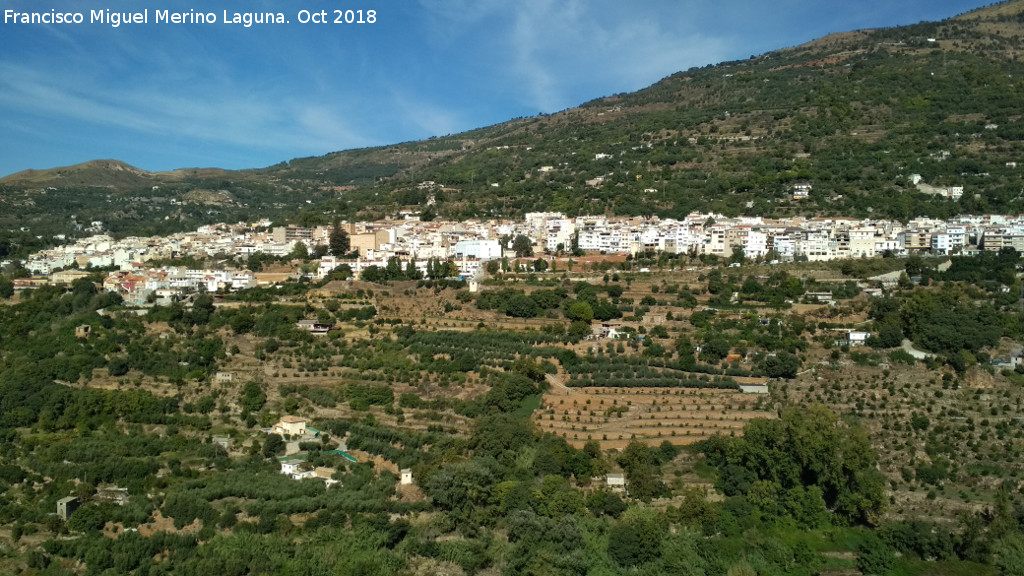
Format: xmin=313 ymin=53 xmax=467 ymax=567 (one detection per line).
xmin=534 ymin=386 xmax=773 ymax=450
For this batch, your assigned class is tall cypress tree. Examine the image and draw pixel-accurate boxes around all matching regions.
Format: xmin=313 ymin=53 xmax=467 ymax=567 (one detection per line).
xmin=329 ymin=219 xmax=350 ymax=257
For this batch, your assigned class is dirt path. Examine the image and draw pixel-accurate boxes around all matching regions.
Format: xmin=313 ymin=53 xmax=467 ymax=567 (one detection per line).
xmin=901 ymin=339 xmax=933 ymax=359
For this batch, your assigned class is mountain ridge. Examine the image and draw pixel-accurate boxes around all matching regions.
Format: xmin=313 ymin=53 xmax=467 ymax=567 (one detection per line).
xmin=4 ymin=0 xmax=1024 ymax=238
xmin=5 ymin=1 xmax=1019 ymax=185
xmin=0 ymin=159 xmax=241 ymax=190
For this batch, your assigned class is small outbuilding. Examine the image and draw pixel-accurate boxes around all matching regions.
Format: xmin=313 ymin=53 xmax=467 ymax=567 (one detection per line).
xmin=57 ymin=496 xmax=80 ymax=521
xmin=606 ymin=473 xmax=626 ymax=494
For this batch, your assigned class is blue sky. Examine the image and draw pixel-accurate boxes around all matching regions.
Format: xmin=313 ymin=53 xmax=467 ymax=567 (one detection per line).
xmin=0 ymin=0 xmax=992 ymax=177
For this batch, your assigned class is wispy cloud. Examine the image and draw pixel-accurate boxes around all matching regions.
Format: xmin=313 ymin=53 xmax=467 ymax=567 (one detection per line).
xmin=387 ymin=91 xmax=463 ymax=138
xmin=0 ymin=62 xmax=374 ymax=156
xmin=0 ymin=64 xmax=164 ymax=134
xmin=417 ymin=0 xmax=731 ymax=112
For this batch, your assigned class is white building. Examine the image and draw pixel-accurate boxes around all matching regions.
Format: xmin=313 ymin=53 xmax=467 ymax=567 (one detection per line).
xmin=849 ymin=228 xmax=878 ymax=258
xmin=800 ymin=230 xmax=831 ymax=261
xmin=280 ymin=457 xmax=315 ymax=480
xmin=606 ymin=473 xmax=626 ymax=493
xmin=744 ymin=230 xmax=769 ymax=259
xmin=452 ymin=239 xmax=502 ymax=261
xmin=847 ymin=331 xmax=870 ymax=347
xmin=931 ymin=233 xmax=953 ymax=255
xmin=772 ymin=235 xmax=796 ymax=260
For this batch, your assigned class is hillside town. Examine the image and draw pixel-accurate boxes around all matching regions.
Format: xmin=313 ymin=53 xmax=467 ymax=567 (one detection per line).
xmin=10 ymin=210 xmax=1024 ymax=300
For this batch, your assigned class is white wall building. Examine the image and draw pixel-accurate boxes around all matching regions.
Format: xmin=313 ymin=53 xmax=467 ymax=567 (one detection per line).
xmin=452 ymin=239 xmax=502 ymax=261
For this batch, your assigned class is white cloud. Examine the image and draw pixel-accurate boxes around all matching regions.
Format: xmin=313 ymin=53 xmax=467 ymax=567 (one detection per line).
xmin=415 ymin=0 xmax=732 ymax=112
xmin=503 ymin=1 xmax=730 ymax=110
xmin=0 ymin=62 xmax=374 ymax=155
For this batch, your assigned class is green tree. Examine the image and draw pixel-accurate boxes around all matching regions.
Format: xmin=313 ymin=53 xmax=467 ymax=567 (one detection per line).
xmin=386 ymin=256 xmax=402 ymax=279
xmin=870 ymin=323 xmax=903 ymax=349
xmin=512 ymin=235 xmax=534 ymax=258
xmin=608 ymin=507 xmax=667 ymax=566
xmin=506 ymin=294 xmax=539 ymax=318
xmin=571 ymin=231 xmax=584 ymax=257
xmin=566 ymin=301 xmax=594 ymax=323
xmin=994 ymin=533 xmax=1024 ymax=576
xmin=730 ymin=245 xmax=746 ymax=265
xmin=618 ymin=440 xmax=663 ymax=502
xmin=857 ymin=533 xmax=896 ymax=576
xmin=329 ymin=221 xmax=351 ymax=257
xmin=240 ymin=381 xmax=267 ymax=413
xmin=699 ymin=337 xmax=731 ymax=363
xmin=191 ymin=293 xmax=215 ymax=325
xmin=762 ymin=351 xmax=800 ymax=379
xmin=108 ymin=356 xmax=130 ymax=377
xmin=567 ymin=321 xmax=592 ymax=341
xmin=445 ymin=259 xmax=460 ymax=278
xmin=424 ymin=459 xmax=496 ymax=516
xmin=289 ymin=242 xmax=309 ymax=261
xmin=67 ymin=505 xmax=105 ymax=533
xmin=361 ymin=266 xmax=386 ymax=283
xmin=262 ymin=433 xmax=285 ymax=458
xmin=702 ymin=405 xmax=886 ymax=526
xmin=327 ymin=263 xmax=353 ymax=281
xmin=405 ymin=258 xmax=422 ymax=280
xmin=586 ymin=490 xmax=627 ymax=518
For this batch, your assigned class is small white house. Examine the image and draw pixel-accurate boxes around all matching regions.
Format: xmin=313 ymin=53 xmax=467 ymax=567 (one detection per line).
xmin=280 ymin=458 xmax=302 ymax=476
xmin=847 ymin=331 xmax=870 ymax=347
xmin=400 ymin=468 xmax=413 ymax=486
xmin=280 ymin=458 xmax=315 ymax=480
xmin=606 ymin=473 xmax=626 ymax=494
xmin=791 ymin=183 xmax=812 ymax=199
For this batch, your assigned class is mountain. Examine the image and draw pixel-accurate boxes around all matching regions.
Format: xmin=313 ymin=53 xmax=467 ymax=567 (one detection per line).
xmin=1 ymin=159 xmax=156 ymax=189
xmin=4 ymin=1 xmax=1024 ymax=244
xmin=0 ymin=159 xmax=247 ymax=190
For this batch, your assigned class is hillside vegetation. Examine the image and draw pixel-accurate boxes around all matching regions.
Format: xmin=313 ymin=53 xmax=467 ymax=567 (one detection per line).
xmin=3 ymin=5 xmax=1024 ymax=574
xmin=4 ymin=3 xmax=1024 ymax=252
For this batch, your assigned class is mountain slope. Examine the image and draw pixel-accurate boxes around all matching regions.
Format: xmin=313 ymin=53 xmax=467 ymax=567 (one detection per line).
xmin=2 ymin=160 xmax=159 ymax=190
xmin=258 ymin=0 xmax=1024 ymax=222
xmin=4 ymin=1 xmax=1024 ymax=241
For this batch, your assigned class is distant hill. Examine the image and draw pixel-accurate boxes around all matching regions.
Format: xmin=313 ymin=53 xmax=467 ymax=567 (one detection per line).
xmin=0 ymin=160 xmax=241 ymax=190
xmin=4 ymin=0 xmax=1024 ymax=247
xmin=1 ymin=160 xmax=158 ymax=189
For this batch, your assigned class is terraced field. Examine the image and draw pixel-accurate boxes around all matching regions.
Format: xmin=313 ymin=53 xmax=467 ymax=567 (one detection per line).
xmin=533 ymin=384 xmax=774 ymax=450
